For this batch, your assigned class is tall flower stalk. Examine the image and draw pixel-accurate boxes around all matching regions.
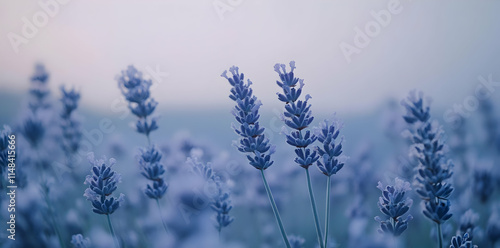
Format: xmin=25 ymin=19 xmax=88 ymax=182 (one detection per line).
xmin=188 ymin=158 xmax=234 ymax=236
xmin=222 ymin=66 xmax=291 ymax=248
xmin=117 ymin=65 xmax=169 ymax=233
xmin=274 ymin=61 xmax=323 ymax=248
xmin=84 ymin=153 xmax=124 ymax=248
xmin=59 ymin=86 xmax=82 ymax=167
xmin=401 ymin=91 xmax=454 ymax=248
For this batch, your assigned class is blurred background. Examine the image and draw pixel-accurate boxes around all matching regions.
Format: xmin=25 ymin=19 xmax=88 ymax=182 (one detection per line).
xmin=1 ymin=0 xmax=500 ymax=247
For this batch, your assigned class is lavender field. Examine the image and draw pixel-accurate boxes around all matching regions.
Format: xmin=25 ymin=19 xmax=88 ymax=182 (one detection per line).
xmin=1 ymin=1 xmax=500 ymax=248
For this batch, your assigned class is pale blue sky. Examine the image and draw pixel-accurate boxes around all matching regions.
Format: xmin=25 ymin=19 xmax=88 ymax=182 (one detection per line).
xmin=1 ymin=0 xmax=499 ymax=116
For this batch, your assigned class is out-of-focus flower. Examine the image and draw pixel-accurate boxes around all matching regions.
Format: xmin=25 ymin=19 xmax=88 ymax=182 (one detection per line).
xmin=71 ymin=234 xmax=91 ymax=248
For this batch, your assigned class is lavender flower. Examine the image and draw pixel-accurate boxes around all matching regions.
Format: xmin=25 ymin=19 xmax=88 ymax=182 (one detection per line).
xmin=19 ymin=115 xmax=45 ymax=148
xmin=71 ymin=234 xmax=91 ymax=248
xmin=222 ymin=66 xmax=275 ymax=170
xmin=117 ymin=65 xmax=158 ymax=137
xmin=139 ymin=145 xmax=168 ymax=199
xmin=211 ymin=180 xmax=234 ymax=232
xmin=458 ymin=209 xmax=479 ymax=240
xmin=289 ymin=235 xmax=306 ymax=248
xmin=472 ymin=166 xmax=495 ymax=203
xmin=275 ymin=61 xmax=329 ymax=248
xmin=118 ymin=66 xmax=168 ymax=200
xmin=449 ymin=233 xmax=477 ymax=248
xmin=275 ymin=61 xmax=318 ymax=169
xmin=84 ymin=153 xmax=124 ymax=215
xmin=402 ymin=91 xmax=453 ymax=247
xmin=29 ymin=63 xmax=51 ymax=112
xmin=375 ymin=178 xmax=413 ymax=236
xmin=315 ymin=119 xmax=346 ymax=177
xmin=223 ymin=66 xmax=290 ymax=247
xmin=60 ymin=86 xmax=82 ymax=165
xmin=487 ymin=209 xmax=500 ymax=246
xmin=188 ymin=158 xmax=234 ymax=232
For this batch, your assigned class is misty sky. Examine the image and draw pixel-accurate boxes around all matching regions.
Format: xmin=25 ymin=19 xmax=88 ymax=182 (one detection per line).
xmin=1 ymin=0 xmax=499 ymax=116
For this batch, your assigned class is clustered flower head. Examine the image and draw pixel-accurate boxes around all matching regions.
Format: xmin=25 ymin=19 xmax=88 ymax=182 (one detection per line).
xmin=401 ymin=91 xmax=453 ymax=225
xmin=315 ymin=119 xmax=346 ymax=176
xmin=487 ymin=208 xmax=500 ymax=245
xmin=29 ymin=63 xmax=51 ymax=112
xmin=449 ymin=233 xmax=477 ymax=248
xmin=274 ymin=61 xmax=318 ymax=169
xmin=60 ymin=86 xmax=82 ymax=160
xmin=222 ymin=66 xmax=275 ymax=170
xmin=188 ymin=158 xmax=233 ymax=231
xmin=138 ymin=145 xmax=168 ymax=199
xmin=459 ymin=209 xmax=479 ymax=240
xmin=473 ymin=166 xmax=495 ymax=203
xmin=289 ymin=235 xmax=306 ymax=248
xmin=118 ymin=66 xmax=168 ymax=199
xmin=375 ymin=178 xmax=413 ymax=236
xmin=118 ymin=65 xmax=158 ymax=136
xmin=71 ymin=234 xmax=91 ymax=248
xmin=84 ymin=153 xmax=124 ymax=215
xmin=19 ymin=115 xmax=45 ymax=148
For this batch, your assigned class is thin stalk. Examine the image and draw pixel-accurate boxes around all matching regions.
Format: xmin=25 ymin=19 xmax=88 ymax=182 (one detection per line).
xmin=155 ymin=198 xmax=170 ymax=234
xmin=107 ymin=214 xmax=120 ymax=248
xmin=44 ymin=194 xmax=65 ymax=248
xmin=40 ymin=180 xmax=65 ymax=248
xmin=306 ymin=168 xmax=324 ymax=248
xmin=437 ymin=223 xmax=443 ymax=248
xmin=323 ymin=176 xmax=331 ymax=248
xmin=260 ymin=169 xmax=291 ymax=248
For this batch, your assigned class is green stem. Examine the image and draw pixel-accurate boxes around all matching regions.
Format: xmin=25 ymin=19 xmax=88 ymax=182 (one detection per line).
xmin=306 ymin=168 xmax=324 ymax=248
xmin=42 ymin=184 xmax=66 ymax=248
xmin=260 ymin=169 xmax=291 ymax=248
xmin=155 ymin=198 xmax=170 ymax=234
xmin=437 ymin=223 xmax=443 ymax=248
xmin=107 ymin=214 xmax=120 ymax=248
xmin=324 ymin=176 xmax=331 ymax=248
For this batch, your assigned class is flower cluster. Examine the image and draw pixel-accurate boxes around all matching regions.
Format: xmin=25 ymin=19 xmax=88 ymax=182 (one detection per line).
xmin=59 ymin=86 xmax=82 ymax=163
xmin=459 ymin=209 xmax=479 ymax=240
xmin=19 ymin=115 xmax=45 ymax=148
xmin=289 ymin=235 xmax=306 ymax=248
xmin=275 ymin=61 xmax=318 ymax=169
xmin=118 ymin=65 xmax=158 ymax=137
xmin=315 ymin=120 xmax=346 ymax=176
xmin=487 ymin=210 xmax=500 ymax=245
xmin=29 ymin=63 xmax=51 ymax=113
xmin=188 ymin=158 xmax=233 ymax=231
xmin=375 ymin=178 xmax=413 ymax=236
xmin=222 ymin=66 xmax=274 ymax=170
xmin=449 ymin=233 xmax=477 ymax=248
xmin=472 ymin=166 xmax=495 ymax=203
xmin=71 ymin=234 xmax=91 ymax=248
xmin=84 ymin=153 xmax=124 ymax=215
xmin=138 ymin=146 xmax=168 ymax=199
xmin=118 ymin=66 xmax=168 ymax=199
xmin=401 ymin=91 xmax=453 ymax=225
xmin=211 ymin=181 xmax=234 ymax=231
